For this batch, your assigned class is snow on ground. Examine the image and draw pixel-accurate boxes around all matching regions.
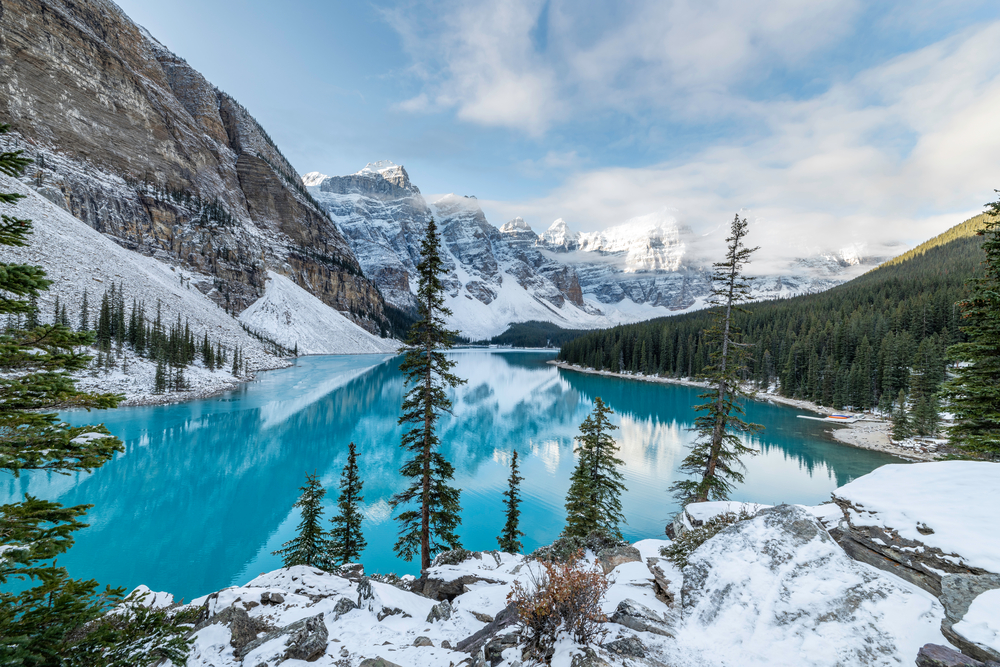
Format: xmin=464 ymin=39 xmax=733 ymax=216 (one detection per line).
xmin=834 ymin=461 xmax=1000 ymax=573
xmin=0 ymin=175 xmax=287 ymax=402
xmin=239 ymin=271 xmax=399 ymax=355
xmin=675 ymin=505 xmax=945 ymax=667
xmin=953 ymin=589 xmax=1000 ymax=655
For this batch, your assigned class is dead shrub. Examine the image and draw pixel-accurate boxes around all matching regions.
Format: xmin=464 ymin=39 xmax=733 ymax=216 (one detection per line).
xmin=507 ymin=549 xmax=608 ymax=660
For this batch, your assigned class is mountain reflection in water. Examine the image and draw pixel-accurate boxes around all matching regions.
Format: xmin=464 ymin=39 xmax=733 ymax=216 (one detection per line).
xmin=1 ymin=350 xmax=899 ymax=600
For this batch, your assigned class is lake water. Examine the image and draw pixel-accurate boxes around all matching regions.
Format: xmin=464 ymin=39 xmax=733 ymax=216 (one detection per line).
xmin=3 ymin=350 xmax=900 ymax=601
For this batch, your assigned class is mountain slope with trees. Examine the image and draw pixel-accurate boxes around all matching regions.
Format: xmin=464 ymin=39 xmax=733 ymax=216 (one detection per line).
xmin=559 ymin=214 xmax=994 ymax=411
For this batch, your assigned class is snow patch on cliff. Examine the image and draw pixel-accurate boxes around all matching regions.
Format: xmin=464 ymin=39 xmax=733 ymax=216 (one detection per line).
xmin=239 ymin=272 xmax=399 ymax=355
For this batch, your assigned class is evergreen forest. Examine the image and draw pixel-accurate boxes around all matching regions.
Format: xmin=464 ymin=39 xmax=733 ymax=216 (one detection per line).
xmin=559 ymin=214 xmax=995 ymax=411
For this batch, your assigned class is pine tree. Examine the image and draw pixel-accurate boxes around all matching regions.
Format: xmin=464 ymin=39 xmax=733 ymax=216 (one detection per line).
xmin=563 ymin=397 xmax=627 ymax=539
xmin=329 ymin=442 xmax=367 ymax=566
xmin=154 ymin=359 xmax=167 ymax=394
xmin=891 ymin=390 xmax=912 ymax=441
xmin=670 ymin=214 xmax=763 ymax=505
xmin=272 ymin=472 xmax=331 ymax=568
xmin=0 ymin=125 xmax=186 ymax=664
xmin=942 ymin=194 xmax=1000 ymax=458
xmin=390 ymin=218 xmax=466 ymax=570
xmin=78 ymin=289 xmax=90 ymax=332
xmin=497 ymin=450 xmax=525 ymax=553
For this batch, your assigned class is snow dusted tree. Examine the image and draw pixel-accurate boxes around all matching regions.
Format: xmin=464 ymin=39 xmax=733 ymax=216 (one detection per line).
xmin=943 ymin=193 xmax=1000 ymax=458
xmin=272 ymin=472 xmax=331 ymax=568
xmin=891 ymin=390 xmax=912 ymax=442
xmin=390 ymin=217 xmax=466 ymax=570
xmin=497 ymin=450 xmax=525 ymax=553
xmin=0 ymin=124 xmax=189 ymax=664
xmin=563 ymin=397 xmax=627 ymax=539
xmin=670 ymin=214 xmax=763 ymax=505
xmin=329 ymin=442 xmax=367 ymax=566
xmin=78 ymin=289 xmax=89 ymax=331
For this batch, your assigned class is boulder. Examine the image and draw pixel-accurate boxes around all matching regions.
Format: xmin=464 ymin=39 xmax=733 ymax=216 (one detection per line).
xmin=645 ymin=558 xmax=675 ymax=606
xmin=596 ymin=545 xmax=641 ymax=574
xmin=413 ymin=572 xmax=504 ymax=602
xmin=333 ymin=596 xmax=359 ymax=618
xmin=260 ymin=591 xmax=284 ymax=605
xmin=915 ymin=643 xmax=1000 ymax=667
xmin=569 ymin=647 xmax=612 ymax=667
xmin=237 ymin=612 xmax=328 ymax=663
xmin=426 ymin=599 xmax=453 ymax=623
xmin=609 ymin=599 xmax=677 ymax=638
xmin=359 ymin=658 xmax=403 ymax=667
xmin=191 ymin=605 xmax=272 ymax=653
xmin=681 ymin=504 xmax=944 ymax=665
xmin=457 ymin=602 xmax=519 ymax=654
xmin=605 ymin=636 xmax=647 ymax=658
xmin=483 ymin=631 xmax=521 ymax=666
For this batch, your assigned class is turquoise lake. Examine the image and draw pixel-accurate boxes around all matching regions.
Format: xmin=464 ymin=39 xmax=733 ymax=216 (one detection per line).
xmin=3 ymin=350 xmax=900 ymax=601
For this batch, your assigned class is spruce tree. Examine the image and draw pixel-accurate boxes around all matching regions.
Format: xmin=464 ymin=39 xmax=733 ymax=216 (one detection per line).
xmin=272 ymin=472 xmax=331 ymax=568
xmin=497 ymin=450 xmax=525 ymax=553
xmin=329 ymin=442 xmax=367 ymax=566
xmin=563 ymin=397 xmax=627 ymax=539
xmin=891 ymin=390 xmax=912 ymax=441
xmin=942 ymin=194 xmax=1000 ymax=458
xmin=390 ymin=217 xmax=466 ymax=570
xmin=0 ymin=125 xmax=187 ymax=664
xmin=670 ymin=214 xmax=763 ymax=505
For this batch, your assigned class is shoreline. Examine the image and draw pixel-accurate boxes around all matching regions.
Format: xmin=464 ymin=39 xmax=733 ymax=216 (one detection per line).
xmin=548 ymin=360 xmax=941 ymax=462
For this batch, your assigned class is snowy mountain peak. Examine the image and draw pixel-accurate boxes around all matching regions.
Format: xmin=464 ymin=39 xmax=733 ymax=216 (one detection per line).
xmin=539 ymin=218 xmax=580 ymax=251
xmin=301 ymin=171 xmax=328 ymax=187
xmin=499 ymin=217 xmax=534 ymax=234
xmin=356 ymin=160 xmax=398 ymax=175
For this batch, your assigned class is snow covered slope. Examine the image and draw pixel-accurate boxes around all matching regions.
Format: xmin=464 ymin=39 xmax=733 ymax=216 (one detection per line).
xmin=0 ymin=175 xmax=275 ymax=367
xmin=239 ymin=272 xmax=399 ymax=355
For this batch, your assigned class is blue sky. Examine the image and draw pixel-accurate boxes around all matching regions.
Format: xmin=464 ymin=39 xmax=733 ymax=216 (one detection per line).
xmin=116 ymin=0 xmax=1000 ymax=265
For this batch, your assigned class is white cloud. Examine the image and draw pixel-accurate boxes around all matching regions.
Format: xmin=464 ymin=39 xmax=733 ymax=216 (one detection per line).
xmin=477 ymin=21 xmax=1000 ymax=272
xmin=386 ymin=0 xmax=860 ymax=132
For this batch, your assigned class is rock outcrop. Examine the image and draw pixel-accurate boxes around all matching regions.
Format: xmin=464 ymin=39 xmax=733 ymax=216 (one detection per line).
xmin=829 ymin=462 xmax=1000 ymax=663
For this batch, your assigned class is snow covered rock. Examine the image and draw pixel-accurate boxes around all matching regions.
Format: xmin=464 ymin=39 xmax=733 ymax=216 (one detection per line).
xmin=829 ymin=462 xmax=1000 ymax=661
xmin=830 ymin=462 xmax=1000 ymax=592
xmin=597 ymin=545 xmax=642 ymax=574
xmin=952 ymin=589 xmax=1000 ymax=663
xmin=609 ymin=598 xmax=678 ymax=638
xmin=678 ymin=504 xmax=945 ymax=667
xmin=915 ymin=643 xmax=1000 ymax=667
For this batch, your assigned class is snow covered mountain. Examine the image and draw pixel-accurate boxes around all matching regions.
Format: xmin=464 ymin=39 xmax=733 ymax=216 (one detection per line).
xmin=308 ymin=163 xmax=881 ymax=340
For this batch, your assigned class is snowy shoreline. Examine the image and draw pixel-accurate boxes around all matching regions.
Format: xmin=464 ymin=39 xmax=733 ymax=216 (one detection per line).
xmin=548 ymin=360 xmax=942 ymax=461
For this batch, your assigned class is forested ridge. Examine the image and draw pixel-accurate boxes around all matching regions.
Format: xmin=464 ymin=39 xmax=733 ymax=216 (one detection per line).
xmin=559 ymin=214 xmax=995 ymax=411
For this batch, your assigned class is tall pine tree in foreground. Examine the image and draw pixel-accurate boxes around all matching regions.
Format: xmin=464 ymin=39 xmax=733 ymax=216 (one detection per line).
xmin=272 ymin=472 xmax=330 ymax=568
xmin=329 ymin=442 xmax=367 ymax=566
xmin=0 ymin=124 xmax=190 ymax=665
xmin=943 ymin=193 xmax=1000 ymax=459
xmin=497 ymin=450 xmax=524 ymax=553
xmin=670 ymin=214 xmax=763 ymax=505
xmin=390 ymin=217 xmax=466 ymax=570
xmin=563 ymin=397 xmax=627 ymax=539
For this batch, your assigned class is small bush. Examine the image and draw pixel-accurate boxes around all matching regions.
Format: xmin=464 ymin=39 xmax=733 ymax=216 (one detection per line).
xmin=507 ymin=549 xmax=608 ymax=660
xmin=660 ymin=507 xmax=757 ymax=568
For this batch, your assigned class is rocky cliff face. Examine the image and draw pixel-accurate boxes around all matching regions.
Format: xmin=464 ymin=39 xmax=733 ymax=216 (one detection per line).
xmin=0 ymin=0 xmax=388 ymax=331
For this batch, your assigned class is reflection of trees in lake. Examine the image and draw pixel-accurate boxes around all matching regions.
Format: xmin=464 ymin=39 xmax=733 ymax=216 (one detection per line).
xmin=556 ymin=369 xmax=899 ymax=490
